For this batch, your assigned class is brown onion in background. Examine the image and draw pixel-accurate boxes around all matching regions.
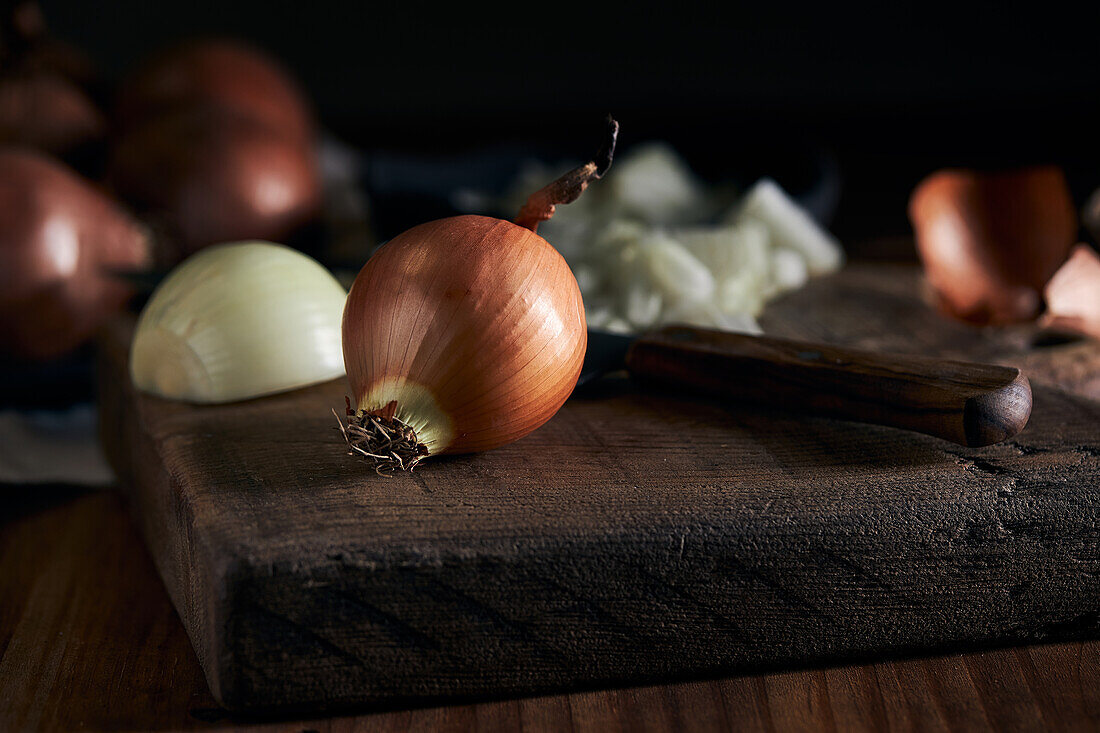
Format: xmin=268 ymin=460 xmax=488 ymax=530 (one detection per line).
xmin=0 ymin=148 xmax=149 ymax=360
xmin=108 ymin=106 xmax=320 ymax=256
xmin=908 ymin=166 xmax=1077 ymax=324
xmin=114 ymin=39 xmax=314 ymax=142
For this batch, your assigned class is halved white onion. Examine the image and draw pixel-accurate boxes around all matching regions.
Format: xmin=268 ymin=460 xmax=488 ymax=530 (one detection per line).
xmin=130 ymin=241 xmax=347 ymax=403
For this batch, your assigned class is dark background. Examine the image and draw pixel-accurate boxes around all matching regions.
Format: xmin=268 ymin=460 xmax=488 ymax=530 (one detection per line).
xmin=40 ymin=2 xmax=1100 ymax=244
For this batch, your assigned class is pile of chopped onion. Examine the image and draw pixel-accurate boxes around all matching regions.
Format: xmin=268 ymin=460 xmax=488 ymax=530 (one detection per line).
xmin=493 ymin=144 xmax=844 ymax=334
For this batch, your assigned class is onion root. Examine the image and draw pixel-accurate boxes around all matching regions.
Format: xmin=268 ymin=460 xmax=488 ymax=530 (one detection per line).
xmin=334 ymin=407 xmax=429 ymax=474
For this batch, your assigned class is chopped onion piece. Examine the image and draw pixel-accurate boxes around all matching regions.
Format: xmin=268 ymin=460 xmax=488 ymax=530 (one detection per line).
xmin=604 ymin=317 xmax=633 ymax=334
xmin=623 ymin=284 xmax=663 ymax=329
xmin=718 ymin=271 xmax=767 ymax=316
xmin=637 ymin=233 xmax=716 ymax=304
xmin=677 ymin=220 xmax=770 ymax=283
xmin=770 ymin=247 xmax=809 ymax=293
xmin=608 ymin=143 xmax=707 ymax=224
xmin=489 ymin=146 xmax=845 ymax=336
xmin=659 ymin=300 xmax=762 ymax=334
xmin=733 ymin=178 xmax=843 ymax=276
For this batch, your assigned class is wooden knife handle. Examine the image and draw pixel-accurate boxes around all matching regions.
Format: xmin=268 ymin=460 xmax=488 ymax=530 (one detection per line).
xmin=626 ymin=326 xmax=1032 ymax=447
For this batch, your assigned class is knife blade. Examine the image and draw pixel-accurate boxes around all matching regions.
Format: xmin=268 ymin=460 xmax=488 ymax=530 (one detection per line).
xmin=581 ymin=325 xmax=1032 ymax=447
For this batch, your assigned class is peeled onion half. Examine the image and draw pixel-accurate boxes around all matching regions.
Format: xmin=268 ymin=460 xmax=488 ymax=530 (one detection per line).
xmin=130 ymin=241 xmax=346 ymax=403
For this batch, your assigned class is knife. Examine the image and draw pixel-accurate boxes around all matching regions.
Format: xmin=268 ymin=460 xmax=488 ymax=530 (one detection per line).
xmin=580 ymin=326 xmax=1032 ymax=447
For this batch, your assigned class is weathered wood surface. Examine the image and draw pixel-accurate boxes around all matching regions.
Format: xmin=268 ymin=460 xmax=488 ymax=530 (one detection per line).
xmin=3 ymin=489 xmax=1099 ymax=731
xmin=97 ymin=263 xmax=1100 ymax=712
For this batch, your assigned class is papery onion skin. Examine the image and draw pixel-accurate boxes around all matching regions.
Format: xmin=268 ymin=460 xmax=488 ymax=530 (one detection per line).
xmin=1041 ymin=244 xmax=1100 ymax=340
xmin=114 ymin=38 xmax=314 ymax=141
xmin=108 ymin=106 xmax=320 ymax=257
xmin=342 ymin=215 xmax=587 ymax=456
xmin=909 ymin=166 xmax=1076 ymax=324
xmin=0 ymin=148 xmax=149 ymax=359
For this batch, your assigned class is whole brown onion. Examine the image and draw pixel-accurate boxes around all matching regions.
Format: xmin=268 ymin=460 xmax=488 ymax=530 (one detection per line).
xmin=338 ymin=117 xmax=618 ymax=471
xmin=114 ymin=39 xmax=314 ymax=142
xmin=908 ymin=166 xmax=1077 ymax=324
xmin=108 ymin=106 xmax=320 ymax=256
xmin=0 ymin=148 xmax=149 ymax=360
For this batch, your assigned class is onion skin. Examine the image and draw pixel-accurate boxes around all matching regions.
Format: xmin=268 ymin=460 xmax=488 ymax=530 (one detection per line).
xmin=114 ymin=39 xmax=314 ymax=142
xmin=909 ymin=166 xmax=1077 ymax=324
xmin=0 ymin=148 xmax=149 ymax=359
xmin=342 ymin=215 xmax=587 ymax=456
xmin=1041 ymin=244 xmax=1100 ymax=340
xmin=108 ymin=106 xmax=320 ymax=256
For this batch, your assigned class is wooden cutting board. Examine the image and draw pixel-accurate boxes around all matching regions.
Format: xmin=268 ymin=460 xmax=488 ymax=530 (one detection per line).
xmin=97 ymin=263 xmax=1100 ymax=713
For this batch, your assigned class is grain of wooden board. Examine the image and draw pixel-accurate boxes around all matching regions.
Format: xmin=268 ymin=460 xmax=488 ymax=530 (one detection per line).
xmin=2 ymin=490 xmax=1098 ymax=731
xmin=96 ymin=263 xmax=1100 ymax=713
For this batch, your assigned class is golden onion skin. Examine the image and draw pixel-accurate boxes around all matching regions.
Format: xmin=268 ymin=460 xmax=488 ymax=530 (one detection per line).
xmin=342 ymin=215 xmax=587 ymax=455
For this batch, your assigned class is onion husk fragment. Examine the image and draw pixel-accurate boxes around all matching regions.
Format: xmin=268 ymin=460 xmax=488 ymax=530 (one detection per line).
xmin=1041 ymin=244 xmax=1100 ymax=340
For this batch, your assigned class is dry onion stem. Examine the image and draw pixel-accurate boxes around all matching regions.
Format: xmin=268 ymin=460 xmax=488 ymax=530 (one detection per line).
xmin=334 ymin=404 xmax=429 ymax=474
xmin=514 ymin=116 xmax=619 ymax=233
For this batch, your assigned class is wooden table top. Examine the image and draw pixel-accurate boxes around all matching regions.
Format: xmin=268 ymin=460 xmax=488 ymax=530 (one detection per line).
xmin=1 ymin=486 xmax=1097 ymax=731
